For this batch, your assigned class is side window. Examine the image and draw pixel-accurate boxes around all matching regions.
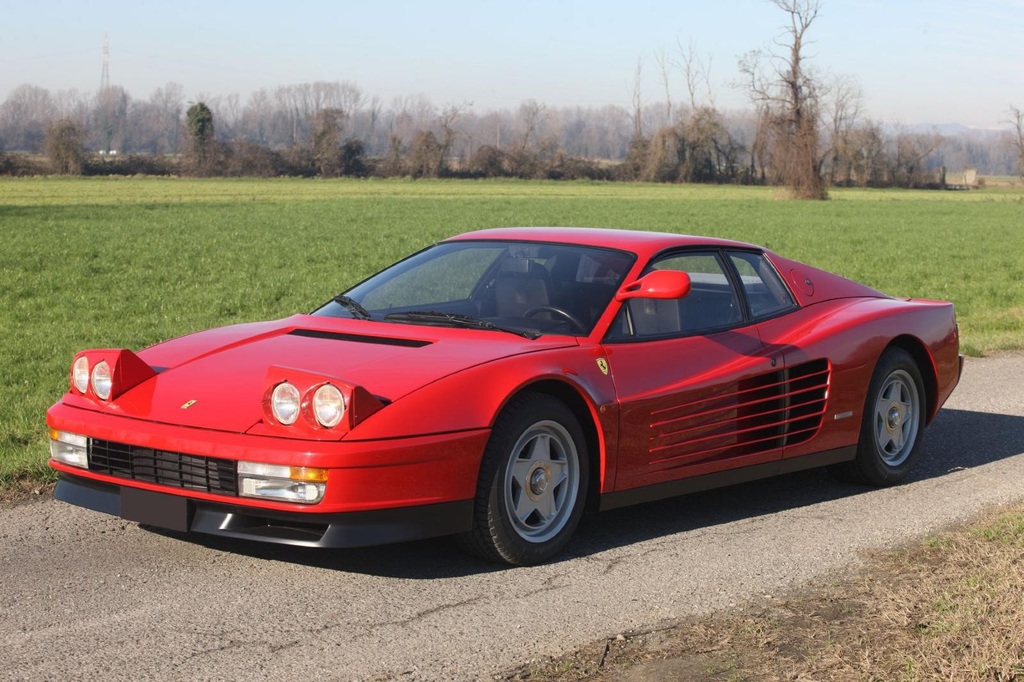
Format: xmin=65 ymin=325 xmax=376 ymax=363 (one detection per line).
xmin=728 ymin=251 xmax=797 ymax=319
xmin=608 ymin=252 xmax=741 ymax=340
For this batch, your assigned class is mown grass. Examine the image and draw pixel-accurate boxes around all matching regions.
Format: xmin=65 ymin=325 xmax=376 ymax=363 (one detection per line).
xmin=1 ymin=176 xmax=1022 ymax=484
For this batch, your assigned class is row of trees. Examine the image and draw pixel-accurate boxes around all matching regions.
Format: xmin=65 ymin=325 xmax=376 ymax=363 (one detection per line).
xmin=5 ymin=84 xmax=1018 ymax=186
xmin=2 ymin=0 xmax=1022 ymax=192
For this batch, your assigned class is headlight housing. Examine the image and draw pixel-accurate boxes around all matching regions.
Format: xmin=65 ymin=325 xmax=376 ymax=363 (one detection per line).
xmin=312 ymin=384 xmax=346 ymax=428
xmin=257 ymin=366 xmax=383 ymax=438
xmin=49 ymin=429 xmax=89 ymax=469
xmin=91 ymin=361 xmax=113 ymax=401
xmin=237 ymin=461 xmax=327 ymax=504
xmin=270 ymin=382 xmax=301 ymax=425
xmin=72 ymin=356 xmax=90 ymax=394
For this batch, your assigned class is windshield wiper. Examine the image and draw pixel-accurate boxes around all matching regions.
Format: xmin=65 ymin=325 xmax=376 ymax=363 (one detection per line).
xmin=384 ymin=311 xmax=541 ymax=340
xmin=332 ymin=294 xmax=372 ymax=320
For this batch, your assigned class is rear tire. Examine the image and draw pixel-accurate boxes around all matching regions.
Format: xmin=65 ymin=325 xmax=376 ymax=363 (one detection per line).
xmin=457 ymin=392 xmax=588 ymax=566
xmin=831 ymin=348 xmax=925 ymax=486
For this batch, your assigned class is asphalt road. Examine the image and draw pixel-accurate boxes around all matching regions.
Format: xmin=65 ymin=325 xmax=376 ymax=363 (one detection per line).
xmin=3 ymin=355 xmax=1023 ymax=681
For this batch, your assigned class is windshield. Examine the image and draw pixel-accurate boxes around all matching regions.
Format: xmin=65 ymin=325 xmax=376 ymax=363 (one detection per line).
xmin=312 ymin=240 xmax=635 ymax=336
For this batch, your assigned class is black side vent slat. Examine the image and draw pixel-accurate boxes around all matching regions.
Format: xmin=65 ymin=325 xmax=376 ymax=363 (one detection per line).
xmin=288 ymin=329 xmax=431 ymax=348
xmin=89 ymin=440 xmax=238 ymax=496
xmin=649 ymin=358 xmax=830 ymax=462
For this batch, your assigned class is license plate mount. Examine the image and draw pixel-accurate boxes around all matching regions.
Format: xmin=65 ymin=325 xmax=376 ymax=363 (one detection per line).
xmin=121 ymin=487 xmax=192 ymax=533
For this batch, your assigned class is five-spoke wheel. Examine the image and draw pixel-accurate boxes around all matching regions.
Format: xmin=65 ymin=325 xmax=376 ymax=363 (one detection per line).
xmin=871 ymin=367 xmax=920 ymax=468
xmin=502 ymin=419 xmax=580 ymax=543
xmin=458 ymin=392 xmax=588 ymax=565
xmin=832 ymin=347 xmax=926 ymax=486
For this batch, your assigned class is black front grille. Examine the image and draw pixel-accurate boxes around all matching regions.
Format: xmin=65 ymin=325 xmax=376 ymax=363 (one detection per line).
xmin=89 ymin=440 xmax=238 ymax=496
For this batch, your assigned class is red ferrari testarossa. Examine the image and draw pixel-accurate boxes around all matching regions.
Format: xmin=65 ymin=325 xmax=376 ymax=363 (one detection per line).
xmin=48 ymin=228 xmax=962 ymax=565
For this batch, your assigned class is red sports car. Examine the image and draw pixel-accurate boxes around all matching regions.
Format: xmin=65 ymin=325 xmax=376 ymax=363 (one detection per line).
xmin=47 ymin=228 xmax=962 ymax=565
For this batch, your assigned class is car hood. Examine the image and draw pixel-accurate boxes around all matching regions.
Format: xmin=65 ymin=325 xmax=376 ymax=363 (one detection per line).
xmin=103 ymin=315 xmax=576 ymax=433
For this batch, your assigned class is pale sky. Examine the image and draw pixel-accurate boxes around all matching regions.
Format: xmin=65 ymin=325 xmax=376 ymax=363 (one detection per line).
xmin=2 ymin=0 xmax=1022 ymax=128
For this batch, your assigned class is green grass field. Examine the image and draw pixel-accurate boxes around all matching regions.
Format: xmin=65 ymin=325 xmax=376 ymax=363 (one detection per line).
xmin=2 ymin=177 xmax=1022 ymax=484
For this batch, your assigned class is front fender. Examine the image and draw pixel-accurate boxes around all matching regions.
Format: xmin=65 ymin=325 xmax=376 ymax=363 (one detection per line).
xmin=346 ymin=344 xmax=617 ymax=441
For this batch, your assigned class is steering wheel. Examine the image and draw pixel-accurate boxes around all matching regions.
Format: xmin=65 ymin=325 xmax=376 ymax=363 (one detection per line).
xmin=524 ymin=306 xmax=587 ymax=333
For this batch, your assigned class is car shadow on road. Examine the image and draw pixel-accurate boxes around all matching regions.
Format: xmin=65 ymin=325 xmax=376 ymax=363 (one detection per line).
xmin=567 ymin=407 xmax=1024 ymax=560
xmin=168 ymin=408 xmax=1024 ymax=579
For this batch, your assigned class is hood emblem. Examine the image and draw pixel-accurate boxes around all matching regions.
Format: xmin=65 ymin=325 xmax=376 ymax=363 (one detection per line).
xmin=596 ymin=358 xmax=609 ymax=375
xmin=180 ymin=399 xmax=198 ymax=410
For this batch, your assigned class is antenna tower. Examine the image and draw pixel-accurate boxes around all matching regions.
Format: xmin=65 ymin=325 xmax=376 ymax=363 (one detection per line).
xmin=100 ymin=34 xmax=110 ymax=91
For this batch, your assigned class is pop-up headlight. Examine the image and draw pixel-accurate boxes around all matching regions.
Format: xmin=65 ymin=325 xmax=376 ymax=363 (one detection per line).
xmin=258 ymin=366 xmax=382 ymax=437
xmin=69 ymin=349 xmax=156 ymax=402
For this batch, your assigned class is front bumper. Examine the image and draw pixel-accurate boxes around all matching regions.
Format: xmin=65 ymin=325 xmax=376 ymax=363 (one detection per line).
xmin=56 ymin=473 xmax=473 ymax=548
xmin=47 ymin=401 xmax=490 ymax=513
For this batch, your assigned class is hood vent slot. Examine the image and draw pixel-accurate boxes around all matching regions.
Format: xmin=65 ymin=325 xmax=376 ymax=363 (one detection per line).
xmin=288 ymin=329 xmax=431 ymax=348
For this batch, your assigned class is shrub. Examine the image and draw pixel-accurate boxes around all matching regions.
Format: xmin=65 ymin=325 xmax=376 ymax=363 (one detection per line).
xmin=44 ymin=118 xmax=87 ymax=175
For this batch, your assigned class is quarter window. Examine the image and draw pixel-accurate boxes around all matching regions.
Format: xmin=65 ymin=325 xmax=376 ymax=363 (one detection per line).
xmin=728 ymin=251 xmax=796 ymax=319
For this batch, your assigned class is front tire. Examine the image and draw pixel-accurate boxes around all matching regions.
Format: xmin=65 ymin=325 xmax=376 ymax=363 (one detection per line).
xmin=832 ymin=348 xmax=925 ymax=486
xmin=458 ymin=393 xmax=589 ymax=565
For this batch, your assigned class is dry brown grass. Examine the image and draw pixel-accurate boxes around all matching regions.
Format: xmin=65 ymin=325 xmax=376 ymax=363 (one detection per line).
xmin=0 ymin=479 xmax=54 ymax=506
xmin=506 ymin=504 xmax=1024 ymax=681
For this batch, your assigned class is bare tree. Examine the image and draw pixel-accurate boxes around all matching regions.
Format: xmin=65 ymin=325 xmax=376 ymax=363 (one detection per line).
xmin=518 ymin=100 xmax=546 ymax=151
xmin=438 ymin=101 xmax=471 ymax=168
xmin=382 ymin=133 xmax=405 ymax=176
xmin=672 ymin=43 xmax=734 ymax=184
xmin=221 ymin=93 xmax=242 ymax=138
xmin=678 ymin=41 xmax=715 ymax=114
xmin=630 ymin=58 xmax=644 ymax=138
xmin=640 ymin=126 xmax=681 ymax=182
xmin=0 ymin=84 xmax=56 ymax=151
xmin=242 ymin=89 xmax=272 ymax=144
xmin=147 ymin=82 xmax=184 ymax=154
xmin=739 ymin=0 xmax=827 ymax=199
xmin=505 ymin=100 xmax=548 ymax=178
xmin=889 ymin=127 xmax=943 ymax=188
xmin=94 ymin=85 xmax=130 ymax=153
xmin=822 ymin=74 xmax=863 ymax=185
xmin=53 ymin=89 xmax=91 ymax=123
xmin=654 ymin=48 xmax=673 ymax=125
xmin=844 ymin=119 xmax=886 ymax=187
xmin=1008 ymin=105 xmax=1024 ymax=179
xmin=407 ymin=130 xmax=444 ymax=178
xmin=311 ymin=108 xmax=345 ymax=177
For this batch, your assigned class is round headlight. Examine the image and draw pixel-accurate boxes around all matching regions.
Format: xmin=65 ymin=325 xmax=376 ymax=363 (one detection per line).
xmin=91 ymin=361 xmax=113 ymax=400
xmin=72 ymin=356 xmax=90 ymax=394
xmin=271 ymin=382 xmax=301 ymax=425
xmin=312 ymin=384 xmax=346 ymax=428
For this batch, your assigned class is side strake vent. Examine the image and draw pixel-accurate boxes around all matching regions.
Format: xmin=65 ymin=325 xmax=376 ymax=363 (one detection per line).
xmin=288 ymin=329 xmax=431 ymax=348
xmin=650 ymin=359 xmax=830 ymax=463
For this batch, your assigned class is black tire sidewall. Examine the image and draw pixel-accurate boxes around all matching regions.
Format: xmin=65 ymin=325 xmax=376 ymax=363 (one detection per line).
xmin=855 ymin=348 xmax=926 ymax=486
xmin=483 ymin=393 xmax=589 ymax=565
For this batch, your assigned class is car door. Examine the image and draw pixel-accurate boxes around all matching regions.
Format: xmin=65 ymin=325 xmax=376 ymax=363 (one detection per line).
xmin=726 ymin=250 xmax=836 ymax=461
xmin=602 ymin=250 xmax=785 ymax=492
